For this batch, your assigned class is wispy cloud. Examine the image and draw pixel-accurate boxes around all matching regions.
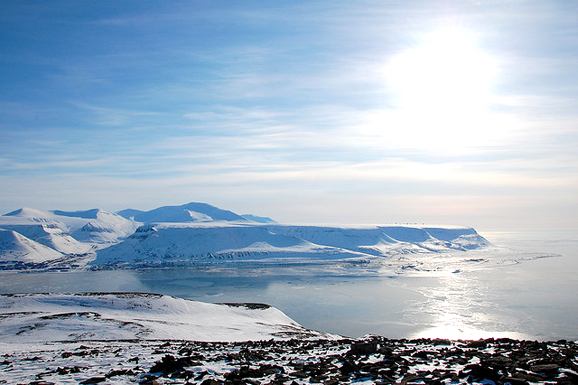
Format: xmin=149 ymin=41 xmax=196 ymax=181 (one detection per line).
xmin=1 ymin=1 xmax=577 ymax=229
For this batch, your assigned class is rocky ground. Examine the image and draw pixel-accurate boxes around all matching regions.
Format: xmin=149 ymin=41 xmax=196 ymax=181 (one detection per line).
xmin=1 ymin=336 xmax=577 ymax=384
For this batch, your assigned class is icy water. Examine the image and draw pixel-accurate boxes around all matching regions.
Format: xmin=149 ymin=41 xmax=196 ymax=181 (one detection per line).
xmin=0 ymin=230 xmax=576 ymax=340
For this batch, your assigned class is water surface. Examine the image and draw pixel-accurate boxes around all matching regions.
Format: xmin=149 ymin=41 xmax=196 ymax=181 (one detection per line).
xmin=0 ymin=230 xmax=576 ymax=340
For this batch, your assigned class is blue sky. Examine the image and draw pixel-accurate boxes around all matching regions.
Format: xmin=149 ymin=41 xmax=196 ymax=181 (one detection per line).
xmin=1 ymin=1 xmax=577 ymax=230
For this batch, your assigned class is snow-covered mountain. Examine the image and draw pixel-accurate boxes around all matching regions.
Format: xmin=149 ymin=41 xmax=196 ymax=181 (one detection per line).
xmin=0 ymin=209 xmax=92 ymax=255
xmin=93 ymin=223 xmax=372 ymax=266
xmin=117 ymin=202 xmax=248 ymax=223
xmin=0 ymin=293 xmax=334 ymax=342
xmin=67 ymin=211 xmax=140 ymax=245
xmin=0 ymin=207 xmax=142 ymax=265
xmin=271 ymin=225 xmax=489 ymax=255
xmin=92 ymin=222 xmax=490 ymax=268
xmin=0 ymin=208 xmax=138 ymax=249
xmin=0 ymin=201 xmax=491 ymax=270
xmin=0 ymin=229 xmax=64 ymax=263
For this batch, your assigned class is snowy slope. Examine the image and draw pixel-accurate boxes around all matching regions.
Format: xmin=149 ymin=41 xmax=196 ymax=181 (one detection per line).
xmin=117 ymin=202 xmax=248 ymax=223
xmin=69 ymin=211 xmax=140 ymax=245
xmin=0 ymin=229 xmax=64 ymax=263
xmin=0 ymin=293 xmax=335 ymax=342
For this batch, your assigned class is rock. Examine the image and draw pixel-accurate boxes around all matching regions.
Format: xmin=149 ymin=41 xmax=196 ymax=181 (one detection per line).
xmin=148 ymin=354 xmax=196 ymax=375
xmin=400 ymin=373 xmax=427 ymax=384
xmin=466 ymin=340 xmax=487 ymax=348
xmin=484 ymin=354 xmax=514 ymax=368
xmin=502 ymin=377 xmax=529 ymax=385
xmin=530 ymin=363 xmax=560 ymax=373
xmin=460 ymin=364 xmax=501 ymax=382
xmin=79 ymin=377 xmax=106 ymax=384
xmin=411 ymin=350 xmax=435 ymax=359
xmin=200 ymin=380 xmax=220 ymax=385
xmin=512 ymin=371 xmax=547 ymax=382
xmin=348 ymin=340 xmax=379 ymax=355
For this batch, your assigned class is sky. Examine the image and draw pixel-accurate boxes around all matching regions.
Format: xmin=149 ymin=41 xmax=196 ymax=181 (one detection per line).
xmin=1 ymin=1 xmax=577 ymax=230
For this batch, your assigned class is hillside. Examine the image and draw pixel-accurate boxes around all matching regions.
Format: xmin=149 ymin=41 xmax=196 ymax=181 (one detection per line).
xmin=0 ymin=293 xmax=334 ymax=343
xmin=0 ymin=229 xmax=64 ymax=263
xmin=0 ymin=296 xmax=575 ymax=384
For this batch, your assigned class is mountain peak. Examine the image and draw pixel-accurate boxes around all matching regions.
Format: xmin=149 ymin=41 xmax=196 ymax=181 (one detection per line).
xmin=117 ymin=202 xmax=248 ymax=223
xmin=4 ymin=207 xmax=52 ymax=218
xmin=52 ymin=209 xmax=101 ymax=219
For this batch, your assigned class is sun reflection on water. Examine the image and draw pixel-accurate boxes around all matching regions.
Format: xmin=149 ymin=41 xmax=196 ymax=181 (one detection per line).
xmin=408 ymin=270 xmax=529 ymax=341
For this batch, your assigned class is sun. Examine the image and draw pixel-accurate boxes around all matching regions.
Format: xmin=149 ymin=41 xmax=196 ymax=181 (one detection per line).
xmin=381 ymin=27 xmax=499 ymax=151
xmin=389 ymin=28 xmax=494 ymax=110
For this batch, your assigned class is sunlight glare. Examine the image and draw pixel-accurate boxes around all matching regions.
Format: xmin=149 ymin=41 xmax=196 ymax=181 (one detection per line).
xmin=382 ymin=27 xmax=500 ymax=151
xmin=389 ymin=28 xmax=495 ymax=110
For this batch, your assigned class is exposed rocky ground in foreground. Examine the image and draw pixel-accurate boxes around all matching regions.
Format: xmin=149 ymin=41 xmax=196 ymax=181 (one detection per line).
xmin=2 ymin=336 xmax=577 ymax=384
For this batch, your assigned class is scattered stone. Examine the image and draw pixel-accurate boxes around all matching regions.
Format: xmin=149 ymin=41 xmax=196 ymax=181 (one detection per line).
xmin=3 ymin=337 xmax=578 ymax=384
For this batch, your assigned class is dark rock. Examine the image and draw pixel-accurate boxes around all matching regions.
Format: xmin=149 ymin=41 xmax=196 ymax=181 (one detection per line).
xmin=466 ymin=340 xmax=487 ymax=348
xmin=340 ymin=358 xmax=358 ymax=375
xmin=225 ymin=365 xmax=266 ymax=381
xmin=555 ymin=379 xmax=578 ymax=385
xmin=200 ymin=380 xmax=221 ymax=385
xmin=400 ymin=373 xmax=427 ymax=385
xmin=28 ymin=382 xmax=56 ymax=385
xmin=460 ymin=364 xmax=501 ymax=382
xmin=290 ymin=370 xmax=309 ymax=378
xmin=259 ymin=363 xmax=284 ymax=375
xmin=79 ymin=377 xmax=106 ymax=384
xmin=106 ymin=368 xmax=135 ymax=378
xmin=149 ymin=354 xmax=195 ymax=375
xmin=530 ymin=363 xmax=560 ymax=373
xmin=484 ymin=354 xmax=514 ymax=369
xmin=512 ymin=371 xmax=547 ymax=382
xmin=349 ymin=341 xmax=379 ymax=355
xmin=502 ymin=377 xmax=529 ymax=385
